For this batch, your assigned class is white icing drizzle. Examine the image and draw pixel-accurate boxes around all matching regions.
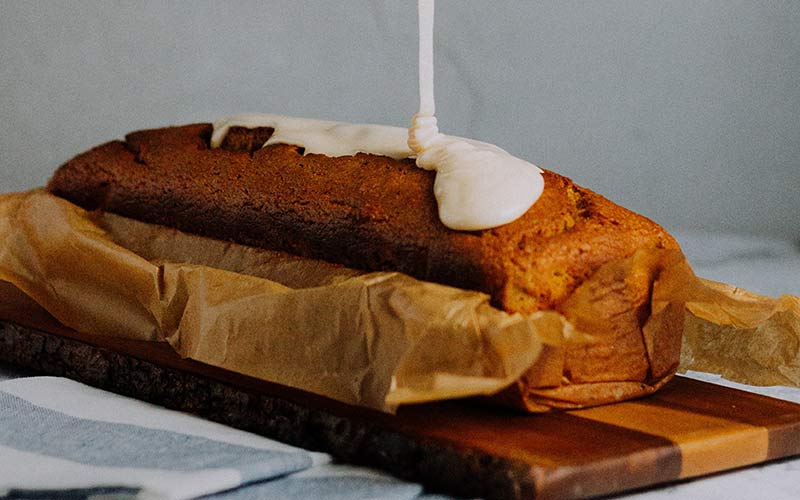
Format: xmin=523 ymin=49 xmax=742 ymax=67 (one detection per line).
xmin=212 ymin=114 xmax=512 ymax=165
xmin=212 ymin=113 xmax=412 ymax=160
xmin=408 ymin=0 xmax=544 ymax=230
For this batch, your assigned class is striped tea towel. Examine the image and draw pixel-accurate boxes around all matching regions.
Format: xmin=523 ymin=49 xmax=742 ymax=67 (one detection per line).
xmin=0 ymin=376 xmax=442 ymax=500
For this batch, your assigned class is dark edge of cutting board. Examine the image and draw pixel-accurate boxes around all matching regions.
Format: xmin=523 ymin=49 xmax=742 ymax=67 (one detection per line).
xmin=2 ymin=317 xmax=800 ymax=500
xmin=0 ymin=319 xmax=538 ymax=499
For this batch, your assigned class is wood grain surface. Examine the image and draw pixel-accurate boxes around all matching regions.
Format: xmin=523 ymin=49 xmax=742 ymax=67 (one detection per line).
xmin=1 ymin=297 xmax=800 ymax=500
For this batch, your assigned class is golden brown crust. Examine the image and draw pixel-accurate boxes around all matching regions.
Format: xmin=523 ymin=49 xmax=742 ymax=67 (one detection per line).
xmin=47 ymin=123 xmax=684 ymax=409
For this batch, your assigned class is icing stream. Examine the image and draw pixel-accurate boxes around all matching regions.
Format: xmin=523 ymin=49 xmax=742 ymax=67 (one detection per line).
xmin=408 ymin=0 xmax=544 ymax=230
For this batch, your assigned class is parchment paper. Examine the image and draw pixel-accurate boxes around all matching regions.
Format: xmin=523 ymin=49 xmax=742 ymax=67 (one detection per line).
xmin=1 ymin=190 xmax=797 ymax=412
xmin=679 ymin=280 xmax=800 ymax=386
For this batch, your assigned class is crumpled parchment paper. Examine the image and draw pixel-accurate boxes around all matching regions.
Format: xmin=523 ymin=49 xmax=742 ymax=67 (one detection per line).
xmin=0 ymin=190 xmax=796 ymax=412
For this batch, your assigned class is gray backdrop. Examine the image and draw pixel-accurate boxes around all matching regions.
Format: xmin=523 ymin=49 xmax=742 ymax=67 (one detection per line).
xmin=1 ymin=1 xmax=798 ymax=239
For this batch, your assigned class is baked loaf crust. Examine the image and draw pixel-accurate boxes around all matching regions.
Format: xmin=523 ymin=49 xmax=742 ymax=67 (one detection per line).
xmin=48 ymin=123 xmax=684 ymax=410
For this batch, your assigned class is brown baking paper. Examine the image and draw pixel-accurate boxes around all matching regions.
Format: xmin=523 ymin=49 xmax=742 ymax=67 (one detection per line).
xmin=0 ymin=190 xmax=563 ymax=411
xmin=678 ymin=280 xmax=800 ymax=386
xmin=1 ymin=190 xmax=797 ymax=412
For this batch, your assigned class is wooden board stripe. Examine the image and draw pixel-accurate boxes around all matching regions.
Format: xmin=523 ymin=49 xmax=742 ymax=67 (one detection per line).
xmin=395 ymin=404 xmax=683 ymax=499
xmin=397 ymin=403 xmax=680 ymax=467
xmin=648 ymin=378 xmax=800 ymax=460
xmin=573 ymin=400 xmax=768 ymax=477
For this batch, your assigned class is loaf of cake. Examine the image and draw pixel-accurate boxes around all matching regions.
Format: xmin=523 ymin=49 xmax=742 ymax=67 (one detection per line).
xmin=48 ymin=122 xmax=685 ymax=409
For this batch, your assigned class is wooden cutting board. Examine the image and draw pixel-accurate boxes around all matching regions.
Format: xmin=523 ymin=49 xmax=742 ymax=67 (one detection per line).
xmin=2 ymin=299 xmax=800 ymax=500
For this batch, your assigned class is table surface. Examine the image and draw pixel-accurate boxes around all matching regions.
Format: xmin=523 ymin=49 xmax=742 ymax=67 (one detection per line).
xmin=2 ymin=230 xmax=799 ymax=500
